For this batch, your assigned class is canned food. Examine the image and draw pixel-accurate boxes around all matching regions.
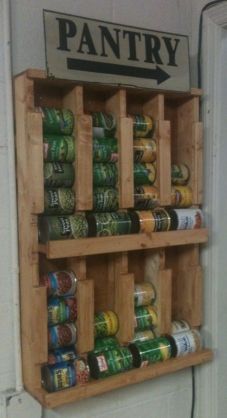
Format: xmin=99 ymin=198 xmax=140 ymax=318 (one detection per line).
xmin=134 ymin=163 xmax=156 ymax=186
xmin=48 ymin=297 xmax=77 ymax=326
xmin=132 ymin=115 xmax=155 ymax=138
xmin=43 ymin=135 xmax=75 ymax=163
xmin=171 ymin=320 xmax=190 ymax=335
xmin=44 ymin=163 xmax=75 ymax=188
xmin=170 ymin=329 xmax=202 ymax=357
xmin=94 ymin=311 xmax=119 ymax=338
xmin=38 ymin=214 xmax=88 ymax=243
xmin=88 ymin=346 xmax=133 ymax=379
xmin=87 ymin=211 xmax=139 ymax=237
xmin=135 ymin=210 xmax=156 ymax=233
xmin=168 ymin=208 xmax=203 ymax=230
xmin=40 ymin=271 xmax=77 ymax=297
xmin=134 ymin=282 xmax=156 ymax=306
xmin=152 ymin=208 xmax=171 ymax=232
xmin=92 ymin=112 xmax=116 ymax=138
xmin=48 ymin=323 xmax=77 ymax=349
xmin=48 ymin=347 xmax=77 ymax=365
xmin=41 ymin=361 xmax=76 ymax=392
xmin=131 ymin=330 xmax=156 ymax=343
xmin=134 ymin=186 xmax=159 ymax=210
xmin=75 ymin=357 xmax=90 ymax=384
xmin=171 ymin=185 xmax=193 ymax=208
xmin=93 ymin=187 xmax=119 ymax=212
xmin=93 ymin=163 xmax=118 ymax=187
xmin=42 ymin=108 xmax=74 ymax=135
xmin=129 ymin=336 xmax=172 ymax=368
xmin=133 ymin=139 xmax=157 ymax=163
xmin=171 ymin=164 xmax=190 ymax=185
xmin=44 ymin=188 xmax=75 ymax=215
xmin=94 ymin=336 xmax=120 ymax=353
xmin=93 ymin=137 xmax=118 ymax=162
xmin=135 ymin=305 xmax=158 ymax=331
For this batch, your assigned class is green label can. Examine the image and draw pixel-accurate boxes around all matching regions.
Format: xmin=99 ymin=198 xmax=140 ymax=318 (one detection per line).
xmin=93 ymin=137 xmax=118 ymax=162
xmin=129 ymin=336 xmax=172 ymax=367
xmin=134 ymin=186 xmax=159 ymax=210
xmin=38 ymin=214 xmax=88 ymax=243
xmin=135 ymin=305 xmax=158 ymax=331
xmin=48 ymin=323 xmax=77 ymax=349
xmin=43 ymin=135 xmax=75 ymax=163
xmin=48 ymin=297 xmax=77 ymax=326
xmin=134 ymin=282 xmax=156 ymax=306
xmin=42 ymin=108 xmax=74 ymax=135
xmin=133 ymin=139 xmax=157 ymax=163
xmin=94 ymin=311 xmax=119 ymax=338
xmin=88 ymin=347 xmax=133 ymax=379
xmin=44 ymin=188 xmax=75 ymax=215
xmin=134 ymin=163 xmax=156 ymax=186
xmin=87 ymin=212 xmax=134 ymax=237
xmin=152 ymin=208 xmax=171 ymax=232
xmin=93 ymin=163 xmax=118 ymax=187
xmin=93 ymin=187 xmax=119 ymax=212
xmin=132 ymin=115 xmax=155 ymax=138
xmin=131 ymin=330 xmax=156 ymax=343
xmin=171 ymin=185 xmax=193 ymax=208
xmin=171 ymin=163 xmax=190 ymax=185
xmin=94 ymin=336 xmax=120 ymax=353
xmin=92 ymin=112 xmax=116 ymax=138
xmin=40 ymin=271 xmax=77 ymax=297
xmin=41 ymin=361 xmax=76 ymax=392
xmin=44 ymin=163 xmax=75 ymax=188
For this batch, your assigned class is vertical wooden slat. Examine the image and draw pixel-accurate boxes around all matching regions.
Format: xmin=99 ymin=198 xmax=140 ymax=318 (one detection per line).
xmin=63 ymin=85 xmax=84 ymax=116
xmin=156 ymin=120 xmax=171 ymax=205
xmin=115 ymin=273 xmax=134 ymax=343
xmin=192 ymin=122 xmax=203 ymax=204
xmin=152 ymin=269 xmax=172 ymax=335
xmin=27 ymin=111 xmax=44 ymax=214
xmin=118 ymin=117 xmax=134 ymax=208
xmin=105 ymin=89 xmax=126 ymax=117
xmin=67 ymin=257 xmax=87 ymax=280
xmin=142 ymin=94 xmax=164 ymax=121
xmin=77 ymin=279 xmax=94 ymax=353
xmin=32 ymin=287 xmax=48 ymax=364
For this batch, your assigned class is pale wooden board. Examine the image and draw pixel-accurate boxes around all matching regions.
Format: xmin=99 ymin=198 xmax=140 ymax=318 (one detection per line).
xmin=77 ymin=279 xmax=94 ymax=353
xmin=115 ymin=273 xmax=135 ymax=343
xmin=156 ymin=120 xmax=171 ymax=205
xmin=33 ymin=349 xmax=213 ymax=408
xmin=118 ymin=117 xmax=134 ymax=208
xmin=152 ymin=269 xmax=172 ymax=335
xmin=192 ymin=122 xmax=203 ymax=204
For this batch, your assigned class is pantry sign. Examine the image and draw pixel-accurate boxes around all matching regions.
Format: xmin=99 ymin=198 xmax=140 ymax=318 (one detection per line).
xmin=43 ymin=10 xmax=190 ymax=91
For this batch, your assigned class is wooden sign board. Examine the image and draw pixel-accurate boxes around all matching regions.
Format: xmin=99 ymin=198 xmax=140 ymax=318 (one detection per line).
xmin=43 ymin=10 xmax=190 ymax=92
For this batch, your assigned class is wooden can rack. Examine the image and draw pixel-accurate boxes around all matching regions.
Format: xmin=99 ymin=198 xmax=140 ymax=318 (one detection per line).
xmin=14 ymin=69 xmax=213 ymax=409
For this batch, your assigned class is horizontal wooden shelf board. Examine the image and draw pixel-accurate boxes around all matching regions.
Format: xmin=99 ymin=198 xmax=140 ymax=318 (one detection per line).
xmin=33 ymin=349 xmax=213 ymax=409
xmin=39 ymin=229 xmax=208 ymax=259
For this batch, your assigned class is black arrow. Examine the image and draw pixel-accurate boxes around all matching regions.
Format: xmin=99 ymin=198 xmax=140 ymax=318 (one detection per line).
xmin=67 ymin=58 xmax=170 ymax=85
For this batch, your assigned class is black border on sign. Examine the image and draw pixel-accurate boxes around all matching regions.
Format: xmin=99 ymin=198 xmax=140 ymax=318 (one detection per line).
xmin=42 ymin=9 xmax=191 ymax=92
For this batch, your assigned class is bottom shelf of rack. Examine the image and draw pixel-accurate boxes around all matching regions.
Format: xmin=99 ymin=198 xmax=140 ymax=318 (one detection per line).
xmin=33 ymin=349 xmax=213 ymax=409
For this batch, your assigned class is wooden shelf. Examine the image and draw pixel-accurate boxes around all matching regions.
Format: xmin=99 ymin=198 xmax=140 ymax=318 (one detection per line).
xmin=33 ymin=349 xmax=213 ymax=409
xmin=39 ymin=229 xmax=208 ymax=259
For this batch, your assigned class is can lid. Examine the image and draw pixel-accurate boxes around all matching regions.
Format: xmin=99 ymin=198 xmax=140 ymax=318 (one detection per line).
xmin=164 ymin=334 xmax=177 ymax=358
xmin=86 ymin=213 xmax=97 ymax=237
xmin=128 ymin=211 xmax=140 ymax=234
xmin=166 ymin=209 xmax=178 ymax=231
xmin=38 ymin=216 xmax=50 ymax=244
xmin=87 ymin=352 xmax=101 ymax=379
xmin=128 ymin=343 xmax=141 ymax=368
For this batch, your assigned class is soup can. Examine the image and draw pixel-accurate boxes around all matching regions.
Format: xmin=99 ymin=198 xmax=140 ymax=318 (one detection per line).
xmin=171 ymin=185 xmax=193 ymax=208
xmin=43 ymin=135 xmax=75 ymax=163
xmin=48 ymin=347 xmax=77 ymax=365
xmin=92 ymin=112 xmax=116 ymax=138
xmin=38 ymin=214 xmax=88 ymax=243
xmin=40 ymin=271 xmax=77 ymax=297
xmin=93 ymin=137 xmax=118 ymax=162
xmin=44 ymin=163 xmax=75 ymax=188
xmin=93 ymin=163 xmax=118 ymax=187
xmin=170 ymin=329 xmax=202 ymax=357
xmin=171 ymin=320 xmax=190 ymax=335
xmin=135 ymin=210 xmax=156 ymax=233
xmin=44 ymin=188 xmax=75 ymax=215
xmin=134 ymin=305 xmax=158 ymax=331
xmin=129 ymin=336 xmax=172 ymax=368
xmin=41 ymin=361 xmax=76 ymax=392
xmin=42 ymin=108 xmax=74 ymax=135
xmin=131 ymin=330 xmax=156 ymax=343
xmin=75 ymin=357 xmax=90 ymax=384
xmin=93 ymin=187 xmax=119 ymax=212
xmin=134 ymin=186 xmax=159 ymax=210
xmin=134 ymin=282 xmax=156 ymax=306
xmin=132 ymin=115 xmax=155 ymax=138
xmin=48 ymin=297 xmax=77 ymax=326
xmin=87 ymin=211 xmax=139 ymax=237
xmin=168 ymin=208 xmax=203 ymax=230
xmin=94 ymin=311 xmax=119 ymax=338
xmin=88 ymin=347 xmax=133 ymax=379
xmin=94 ymin=336 xmax=120 ymax=354
xmin=134 ymin=163 xmax=156 ymax=186
xmin=171 ymin=164 xmax=190 ymax=185
xmin=48 ymin=323 xmax=77 ymax=349
xmin=152 ymin=208 xmax=171 ymax=232
xmin=133 ymin=139 xmax=157 ymax=163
